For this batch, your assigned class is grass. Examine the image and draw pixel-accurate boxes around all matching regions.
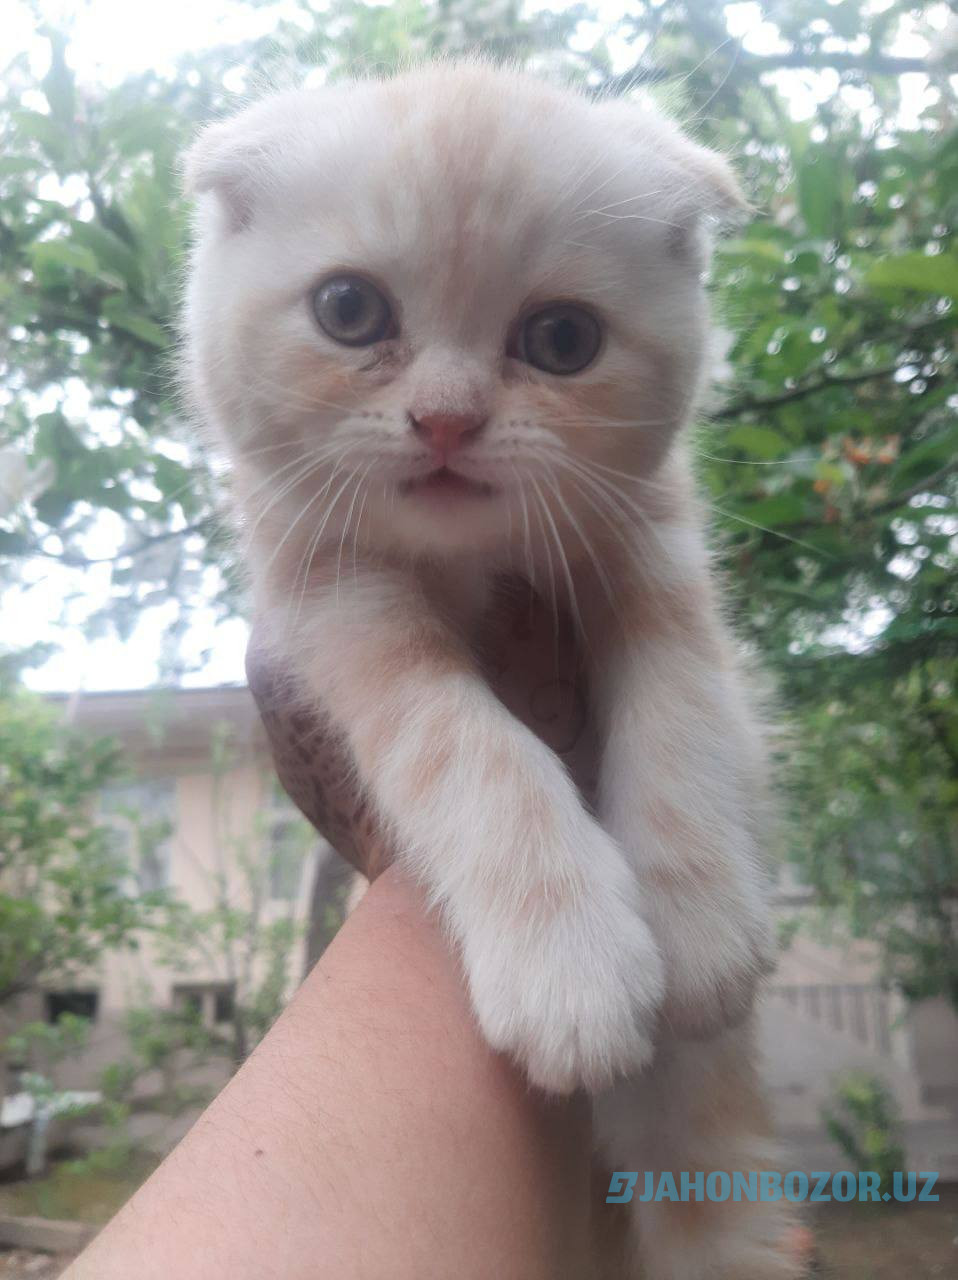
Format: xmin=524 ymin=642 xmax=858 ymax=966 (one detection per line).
xmin=0 ymin=1151 xmax=158 ymax=1225
xmin=813 ymin=1184 xmax=958 ymax=1278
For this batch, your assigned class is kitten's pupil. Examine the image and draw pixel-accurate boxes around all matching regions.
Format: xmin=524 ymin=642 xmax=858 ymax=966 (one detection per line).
xmin=336 ymin=286 xmax=363 ymax=328
xmin=551 ymin=317 xmax=579 ymax=361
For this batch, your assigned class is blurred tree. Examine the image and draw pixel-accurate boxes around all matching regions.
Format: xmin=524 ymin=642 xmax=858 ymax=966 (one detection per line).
xmin=608 ymin=2 xmax=958 ymax=1006
xmin=0 ymin=684 xmax=144 ymax=1102
xmin=822 ymin=1071 xmax=905 ymax=1197
xmin=5 ymin=1012 xmax=94 ymax=1176
xmin=0 ymin=2 xmax=956 ymax=997
xmin=148 ymin=725 xmax=313 ymax=1064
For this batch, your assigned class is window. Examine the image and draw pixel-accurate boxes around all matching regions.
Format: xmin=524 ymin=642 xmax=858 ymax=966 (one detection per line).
xmin=173 ymin=982 xmax=236 ymax=1027
xmin=45 ymin=990 xmax=99 ymax=1025
xmin=213 ymin=987 xmax=235 ymax=1025
xmin=264 ymin=784 xmax=313 ymax=901
xmin=100 ymin=779 xmax=175 ymax=893
xmin=268 ymin=816 xmax=307 ymax=900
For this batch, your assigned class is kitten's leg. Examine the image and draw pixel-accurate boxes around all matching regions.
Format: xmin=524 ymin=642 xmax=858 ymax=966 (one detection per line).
xmin=591 ymin=529 xmax=774 ymax=1040
xmin=275 ymin=566 xmax=664 ymax=1093
xmin=594 ymin=1027 xmax=803 ymax=1280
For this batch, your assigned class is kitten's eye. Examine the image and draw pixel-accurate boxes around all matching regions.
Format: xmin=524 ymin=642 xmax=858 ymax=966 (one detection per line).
xmin=516 ymin=304 xmax=601 ymax=375
xmin=311 ymin=274 xmax=393 ymax=346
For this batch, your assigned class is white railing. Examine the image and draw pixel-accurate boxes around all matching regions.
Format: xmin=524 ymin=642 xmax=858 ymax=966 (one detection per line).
xmin=769 ymin=983 xmax=904 ymax=1059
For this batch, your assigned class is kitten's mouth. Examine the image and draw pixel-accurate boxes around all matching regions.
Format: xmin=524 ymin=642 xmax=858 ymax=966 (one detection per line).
xmin=400 ymin=467 xmax=495 ymax=500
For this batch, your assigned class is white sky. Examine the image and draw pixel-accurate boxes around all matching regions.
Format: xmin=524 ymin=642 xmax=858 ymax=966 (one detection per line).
xmin=2 ymin=1 xmax=948 ymax=692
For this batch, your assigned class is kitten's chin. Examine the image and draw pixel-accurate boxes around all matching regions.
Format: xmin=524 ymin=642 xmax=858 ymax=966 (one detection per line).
xmin=383 ymin=477 xmax=508 ymax=557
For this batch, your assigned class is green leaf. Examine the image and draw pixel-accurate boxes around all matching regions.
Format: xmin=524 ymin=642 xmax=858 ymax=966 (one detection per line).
xmin=101 ymin=298 xmax=168 ymax=348
xmin=29 ymin=240 xmax=102 ymax=280
xmin=797 ymin=149 xmax=842 ymax=240
xmin=0 ymin=156 xmax=39 ymax=177
xmin=866 ymin=252 xmax=958 ymax=301
xmin=107 ymin=105 xmax=174 ymax=159
xmin=723 ymin=425 xmax=789 ymax=459
xmin=729 ymin=494 xmax=810 ymax=528
xmin=11 ymin=109 xmax=66 ymax=163
xmin=718 ymin=238 xmax=785 ymax=265
xmin=70 ymin=222 xmax=144 ymax=293
xmin=34 ymin=411 xmax=86 ymax=462
xmin=33 ymin=487 xmax=75 ymax=527
xmin=891 ymin=422 xmax=958 ymax=484
xmin=815 ymin=461 xmax=848 ymax=490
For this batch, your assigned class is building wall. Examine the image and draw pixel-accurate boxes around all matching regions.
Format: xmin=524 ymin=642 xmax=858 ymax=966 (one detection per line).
xmin=92 ymin=759 xmax=315 ymax=1015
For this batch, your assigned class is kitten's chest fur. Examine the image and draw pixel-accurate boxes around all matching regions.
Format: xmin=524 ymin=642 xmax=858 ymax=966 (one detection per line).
xmin=424 ymin=563 xmax=604 ymax=807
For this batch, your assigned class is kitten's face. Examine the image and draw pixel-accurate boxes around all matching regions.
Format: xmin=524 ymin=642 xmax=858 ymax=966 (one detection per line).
xmin=185 ymin=65 xmax=740 ymax=567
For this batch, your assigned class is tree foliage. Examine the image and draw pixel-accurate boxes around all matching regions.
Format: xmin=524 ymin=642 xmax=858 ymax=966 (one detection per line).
xmin=1 ymin=1 xmax=956 ymax=998
xmin=0 ymin=685 xmax=141 ymax=1010
xmin=149 ymin=726 xmax=312 ymax=1063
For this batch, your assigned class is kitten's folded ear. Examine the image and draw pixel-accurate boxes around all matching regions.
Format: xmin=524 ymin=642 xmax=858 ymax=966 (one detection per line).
xmin=182 ymin=118 xmax=263 ymax=231
xmin=182 ymin=98 xmax=292 ymax=232
xmin=665 ymin=133 xmax=751 ymax=226
xmin=600 ymin=98 xmax=751 ymax=228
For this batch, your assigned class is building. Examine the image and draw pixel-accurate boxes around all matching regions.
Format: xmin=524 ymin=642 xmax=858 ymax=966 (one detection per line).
xmin=18 ymin=686 xmax=958 ymax=1172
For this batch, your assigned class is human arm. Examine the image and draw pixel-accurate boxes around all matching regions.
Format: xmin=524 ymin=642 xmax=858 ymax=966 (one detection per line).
xmin=63 ymin=866 xmax=593 ymax=1280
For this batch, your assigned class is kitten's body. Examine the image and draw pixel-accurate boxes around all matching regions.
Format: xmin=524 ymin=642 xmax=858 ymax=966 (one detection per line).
xmin=184 ymin=63 xmax=799 ymax=1277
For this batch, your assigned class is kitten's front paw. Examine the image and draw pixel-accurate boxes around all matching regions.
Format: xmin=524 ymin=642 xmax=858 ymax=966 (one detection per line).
xmin=652 ymin=889 xmax=775 ymax=1041
xmin=461 ymin=832 xmax=665 ymax=1095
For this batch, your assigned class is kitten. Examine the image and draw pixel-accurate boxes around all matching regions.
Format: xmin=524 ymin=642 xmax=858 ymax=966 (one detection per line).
xmin=183 ymin=63 xmax=799 ymax=1278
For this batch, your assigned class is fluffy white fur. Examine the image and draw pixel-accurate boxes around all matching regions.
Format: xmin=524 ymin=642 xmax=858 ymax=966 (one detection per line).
xmin=183 ymin=63 xmax=797 ymax=1278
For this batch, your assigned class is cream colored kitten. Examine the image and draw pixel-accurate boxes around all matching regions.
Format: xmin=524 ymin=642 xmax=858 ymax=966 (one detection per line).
xmin=183 ymin=63 xmax=798 ymax=1279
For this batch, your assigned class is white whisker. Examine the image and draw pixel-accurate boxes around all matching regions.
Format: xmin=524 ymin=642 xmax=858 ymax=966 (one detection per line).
xmin=287 ymin=456 xmax=366 ymax=630
xmin=539 ymin=470 xmax=618 ymax=614
xmin=512 ymin=466 xmax=536 ymax=597
xmin=261 ymin=445 xmax=358 ymax=597
xmin=528 ymin=482 xmax=559 ymax=657
xmin=336 ymin=460 xmax=375 ymax=603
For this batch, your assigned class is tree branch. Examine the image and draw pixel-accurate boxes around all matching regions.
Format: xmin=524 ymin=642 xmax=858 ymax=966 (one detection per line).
xmin=715 ymin=364 xmax=900 ymax=419
xmin=601 ymin=47 xmax=943 ymax=96
xmin=11 ymin=523 xmax=207 ymax=568
xmin=86 ymin=168 xmax=137 ymax=249
xmin=869 ymin=460 xmax=958 ymax=519
xmin=920 ymin=665 xmax=958 ymax=777
xmin=746 ymin=51 xmax=936 ymax=77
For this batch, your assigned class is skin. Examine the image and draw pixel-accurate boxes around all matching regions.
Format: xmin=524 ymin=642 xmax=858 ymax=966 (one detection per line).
xmin=64 ymin=865 xmax=595 ymax=1280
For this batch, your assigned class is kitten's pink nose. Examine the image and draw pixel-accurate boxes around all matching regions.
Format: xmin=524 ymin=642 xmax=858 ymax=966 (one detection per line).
xmin=409 ymin=411 xmax=486 ymax=458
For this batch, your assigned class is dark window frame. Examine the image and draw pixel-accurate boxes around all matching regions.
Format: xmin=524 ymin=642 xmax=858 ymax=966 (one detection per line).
xmin=44 ymin=990 xmax=99 ymax=1024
